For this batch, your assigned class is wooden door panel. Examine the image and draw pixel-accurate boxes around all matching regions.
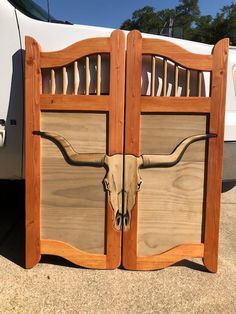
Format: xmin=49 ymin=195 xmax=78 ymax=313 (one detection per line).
xmin=41 ymin=112 xmax=106 ymax=254
xmin=138 ymin=114 xmax=207 ymax=256
xmin=25 ymin=30 xmax=125 ymax=269
xmin=123 ymin=30 xmax=229 ymax=271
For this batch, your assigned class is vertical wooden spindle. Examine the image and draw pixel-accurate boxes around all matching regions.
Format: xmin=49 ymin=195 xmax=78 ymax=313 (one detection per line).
xmin=174 ymin=64 xmax=179 ymax=96
xmin=85 ymin=56 xmax=90 ymax=95
xmin=97 ymin=54 xmax=101 ymax=95
xmin=51 ymin=69 xmax=56 ymax=94
xmin=151 ymin=56 xmax=156 ymax=96
xmin=74 ymin=61 xmax=79 ymax=95
xmin=62 ymin=66 xmax=68 ymax=95
xmin=186 ymin=69 xmax=190 ymax=96
xmin=163 ymin=58 xmax=167 ymax=96
xmin=198 ymin=71 xmax=202 ymax=96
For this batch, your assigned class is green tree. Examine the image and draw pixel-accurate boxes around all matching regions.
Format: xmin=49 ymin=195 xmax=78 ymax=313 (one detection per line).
xmin=121 ymin=0 xmax=200 ymax=38
xmin=191 ymin=15 xmax=213 ymax=43
xmin=121 ymin=6 xmax=162 ymax=34
xmin=120 ymin=0 xmax=236 ymax=44
xmin=174 ymin=0 xmax=200 ymax=39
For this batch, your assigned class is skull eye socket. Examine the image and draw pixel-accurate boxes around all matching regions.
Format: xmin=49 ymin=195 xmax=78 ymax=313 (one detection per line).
xmin=137 ymin=179 xmax=143 ymax=191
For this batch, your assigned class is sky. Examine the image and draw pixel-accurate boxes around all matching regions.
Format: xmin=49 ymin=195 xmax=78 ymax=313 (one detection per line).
xmin=34 ymin=0 xmax=235 ymax=28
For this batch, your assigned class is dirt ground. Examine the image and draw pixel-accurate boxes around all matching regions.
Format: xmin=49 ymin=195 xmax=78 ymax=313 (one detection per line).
xmin=0 ymin=180 xmax=235 ymax=314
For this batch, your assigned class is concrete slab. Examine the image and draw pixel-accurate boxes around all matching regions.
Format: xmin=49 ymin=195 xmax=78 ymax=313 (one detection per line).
xmin=0 ymin=181 xmax=235 ymax=313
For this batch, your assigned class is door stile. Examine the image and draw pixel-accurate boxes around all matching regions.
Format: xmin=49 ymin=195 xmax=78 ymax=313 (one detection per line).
xmin=25 ymin=37 xmax=41 ymax=268
xmin=203 ymin=38 xmax=229 ymax=272
xmin=122 ymin=31 xmax=142 ymax=269
xmin=106 ymin=30 xmax=126 ymax=268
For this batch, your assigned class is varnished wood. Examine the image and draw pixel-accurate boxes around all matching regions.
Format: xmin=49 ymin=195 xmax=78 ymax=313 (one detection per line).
xmin=124 ymin=30 xmax=142 ymax=156
xmin=198 ymin=71 xmax=202 ymax=97
xmin=62 ymin=67 xmax=68 ymax=95
xmin=186 ymin=69 xmax=190 ymax=96
xmin=136 ymin=244 xmax=204 ymax=270
xmin=97 ymin=54 xmax=101 ymax=95
xmin=41 ymin=240 xmax=107 ymax=269
xmin=74 ymin=61 xmax=79 ymax=95
xmin=25 ymin=36 xmax=41 ymax=268
xmin=123 ymin=30 xmax=142 ymax=270
xmin=26 ymin=30 xmax=228 ymax=271
xmin=151 ymin=56 xmax=156 ymax=96
xmin=40 ymin=95 xmax=110 ymax=111
xmin=26 ymin=30 xmax=125 ymax=269
xmin=141 ymin=96 xmax=211 ymax=113
xmin=123 ymin=30 xmax=228 ymax=271
xmin=203 ymin=38 xmax=229 ymax=272
xmin=85 ymin=56 xmax=90 ymax=95
xmin=50 ymin=69 xmax=55 ymax=94
xmin=106 ymin=29 xmax=125 ymax=268
xmin=142 ymin=38 xmax=213 ymax=70
xmin=163 ymin=58 xmax=167 ymax=96
xmin=40 ymin=37 xmax=110 ymax=67
xmin=174 ymin=65 xmax=179 ymax=96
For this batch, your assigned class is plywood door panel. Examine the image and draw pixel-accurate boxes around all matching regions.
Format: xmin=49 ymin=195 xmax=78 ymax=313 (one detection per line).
xmin=138 ymin=114 xmax=207 ymax=256
xmin=41 ymin=112 xmax=106 ymax=254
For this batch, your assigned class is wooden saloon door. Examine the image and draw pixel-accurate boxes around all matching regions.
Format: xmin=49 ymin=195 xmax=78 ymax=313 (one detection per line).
xmin=123 ymin=31 xmax=228 ymax=272
xmin=25 ymin=30 xmax=125 ymax=269
xmin=26 ymin=30 xmax=228 ymax=271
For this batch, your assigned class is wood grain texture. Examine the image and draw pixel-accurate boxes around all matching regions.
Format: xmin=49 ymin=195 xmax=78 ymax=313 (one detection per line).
xmin=123 ymin=30 xmax=213 ymax=271
xmin=141 ymin=114 xmax=207 ymax=159
xmin=138 ymin=114 xmax=207 ymax=256
xmin=97 ymin=54 xmax=101 ymax=95
xmin=122 ymin=30 xmax=142 ymax=270
xmin=106 ymin=30 xmax=125 ymax=268
xmin=41 ymin=112 xmax=106 ymax=254
xmin=142 ymin=38 xmax=213 ymax=70
xmin=40 ymin=37 xmax=110 ymax=68
xmin=203 ymin=38 xmax=229 ymax=272
xmin=138 ymin=162 xmax=205 ymax=255
xmin=40 ymin=95 xmax=110 ymax=111
xmin=141 ymin=96 xmax=211 ymax=113
xmin=25 ymin=36 xmax=41 ymax=268
xmin=26 ymin=30 xmax=126 ymax=269
xmin=136 ymin=244 xmax=204 ymax=270
xmin=186 ymin=69 xmax=190 ymax=96
xmin=163 ymin=58 xmax=167 ymax=96
xmin=41 ymin=240 xmax=107 ymax=269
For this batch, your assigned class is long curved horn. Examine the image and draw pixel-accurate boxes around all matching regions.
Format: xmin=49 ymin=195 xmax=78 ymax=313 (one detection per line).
xmin=33 ymin=131 xmax=106 ymax=167
xmin=140 ymin=133 xmax=216 ymax=168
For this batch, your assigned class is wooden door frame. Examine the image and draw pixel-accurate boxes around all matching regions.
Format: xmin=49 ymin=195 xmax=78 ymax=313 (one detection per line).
xmin=123 ymin=30 xmax=229 ymax=272
xmin=25 ymin=29 xmax=228 ymax=271
xmin=25 ymin=30 xmax=125 ymax=269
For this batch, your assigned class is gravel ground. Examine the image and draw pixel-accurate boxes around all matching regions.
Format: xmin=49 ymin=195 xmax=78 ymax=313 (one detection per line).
xmin=0 ymin=181 xmax=235 ymax=314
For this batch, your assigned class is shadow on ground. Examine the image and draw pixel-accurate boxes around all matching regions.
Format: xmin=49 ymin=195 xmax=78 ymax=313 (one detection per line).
xmin=0 ymin=180 xmax=209 ymax=272
xmin=0 ymin=180 xmax=25 ymax=268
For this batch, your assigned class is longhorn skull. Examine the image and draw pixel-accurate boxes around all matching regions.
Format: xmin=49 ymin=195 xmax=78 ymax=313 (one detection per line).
xmin=34 ymin=131 xmax=215 ymax=230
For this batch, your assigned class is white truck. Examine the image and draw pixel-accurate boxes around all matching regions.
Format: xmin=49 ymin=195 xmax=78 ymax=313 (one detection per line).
xmin=1 ymin=0 xmax=236 ymax=189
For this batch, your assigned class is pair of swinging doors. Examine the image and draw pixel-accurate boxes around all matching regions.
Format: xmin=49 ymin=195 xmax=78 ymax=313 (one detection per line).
xmin=25 ymin=30 xmax=228 ymax=272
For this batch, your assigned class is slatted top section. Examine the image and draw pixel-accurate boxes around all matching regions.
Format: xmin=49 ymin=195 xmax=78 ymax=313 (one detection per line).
xmin=142 ymin=38 xmax=213 ymax=71
xmin=40 ymin=38 xmax=111 ymax=68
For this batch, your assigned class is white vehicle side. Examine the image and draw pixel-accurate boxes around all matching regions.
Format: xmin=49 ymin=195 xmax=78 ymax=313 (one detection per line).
xmin=1 ymin=0 xmax=236 ymax=182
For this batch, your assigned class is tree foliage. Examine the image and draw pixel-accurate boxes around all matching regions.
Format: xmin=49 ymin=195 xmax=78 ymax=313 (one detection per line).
xmin=120 ymin=0 xmax=236 ymax=45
